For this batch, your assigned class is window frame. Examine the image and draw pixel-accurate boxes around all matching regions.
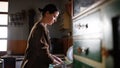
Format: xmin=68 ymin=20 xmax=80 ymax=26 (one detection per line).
xmin=0 ymin=0 xmax=8 ymax=52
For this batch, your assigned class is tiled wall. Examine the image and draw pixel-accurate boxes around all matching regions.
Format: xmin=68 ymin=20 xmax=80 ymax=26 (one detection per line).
xmin=7 ymin=40 xmax=27 ymax=55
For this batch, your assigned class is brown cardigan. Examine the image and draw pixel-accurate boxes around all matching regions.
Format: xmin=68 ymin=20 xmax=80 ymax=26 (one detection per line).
xmin=21 ymin=22 xmax=54 ymax=68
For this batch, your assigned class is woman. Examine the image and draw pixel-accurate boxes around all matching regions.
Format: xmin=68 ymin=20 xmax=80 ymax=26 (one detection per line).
xmin=21 ymin=4 xmax=63 ymax=68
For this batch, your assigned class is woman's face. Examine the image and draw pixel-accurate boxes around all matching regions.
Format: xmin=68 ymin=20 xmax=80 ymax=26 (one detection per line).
xmin=46 ymin=11 xmax=59 ymax=25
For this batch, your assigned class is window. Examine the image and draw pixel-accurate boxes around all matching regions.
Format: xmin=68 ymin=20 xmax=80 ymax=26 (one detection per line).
xmin=0 ymin=1 xmax=8 ymax=51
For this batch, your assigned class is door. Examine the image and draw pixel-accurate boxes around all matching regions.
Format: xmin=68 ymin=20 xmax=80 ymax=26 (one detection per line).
xmin=112 ymin=15 xmax=120 ymax=68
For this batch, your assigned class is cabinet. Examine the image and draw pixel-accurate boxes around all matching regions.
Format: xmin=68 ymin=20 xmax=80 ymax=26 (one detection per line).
xmin=59 ymin=11 xmax=71 ymax=31
xmin=73 ymin=0 xmax=120 ymax=68
xmin=73 ymin=5 xmax=104 ymax=68
xmin=62 ymin=11 xmax=71 ymax=29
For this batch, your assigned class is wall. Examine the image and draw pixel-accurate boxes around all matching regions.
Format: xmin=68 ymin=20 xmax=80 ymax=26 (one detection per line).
xmin=8 ymin=0 xmax=66 ymax=39
xmin=101 ymin=0 xmax=120 ymax=68
xmin=8 ymin=0 xmax=69 ymax=55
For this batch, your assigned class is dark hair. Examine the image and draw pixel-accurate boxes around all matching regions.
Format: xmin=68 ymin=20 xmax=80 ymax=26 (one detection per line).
xmin=38 ymin=4 xmax=59 ymax=16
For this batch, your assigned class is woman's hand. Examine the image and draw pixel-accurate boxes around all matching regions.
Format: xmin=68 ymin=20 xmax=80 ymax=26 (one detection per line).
xmin=52 ymin=55 xmax=64 ymax=65
xmin=53 ymin=59 xmax=62 ymax=65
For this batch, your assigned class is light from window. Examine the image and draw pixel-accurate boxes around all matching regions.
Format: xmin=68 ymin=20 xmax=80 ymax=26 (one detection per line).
xmin=0 ymin=27 xmax=7 ymax=38
xmin=0 ymin=2 xmax=8 ymax=12
xmin=0 ymin=14 xmax=8 ymax=25
xmin=0 ymin=40 xmax=7 ymax=51
xmin=0 ymin=1 xmax=8 ymax=51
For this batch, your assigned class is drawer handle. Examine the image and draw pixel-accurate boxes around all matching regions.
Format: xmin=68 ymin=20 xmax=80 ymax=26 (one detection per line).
xmin=77 ymin=47 xmax=89 ymax=55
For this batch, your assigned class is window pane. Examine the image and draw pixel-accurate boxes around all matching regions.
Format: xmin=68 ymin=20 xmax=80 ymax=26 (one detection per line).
xmin=0 ymin=2 xmax=8 ymax=12
xmin=0 ymin=27 xmax=7 ymax=38
xmin=0 ymin=14 xmax=8 ymax=25
xmin=0 ymin=40 xmax=7 ymax=51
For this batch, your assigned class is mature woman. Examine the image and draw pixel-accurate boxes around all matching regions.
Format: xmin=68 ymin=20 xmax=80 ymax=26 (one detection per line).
xmin=21 ymin=4 xmax=63 ymax=68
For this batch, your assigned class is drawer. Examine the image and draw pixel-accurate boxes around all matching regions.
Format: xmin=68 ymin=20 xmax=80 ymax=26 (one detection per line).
xmin=73 ymin=39 xmax=102 ymax=62
xmin=73 ymin=11 xmax=103 ymax=36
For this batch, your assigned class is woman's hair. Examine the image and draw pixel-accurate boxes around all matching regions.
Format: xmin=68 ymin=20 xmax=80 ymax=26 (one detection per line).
xmin=38 ymin=4 xmax=59 ymax=16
